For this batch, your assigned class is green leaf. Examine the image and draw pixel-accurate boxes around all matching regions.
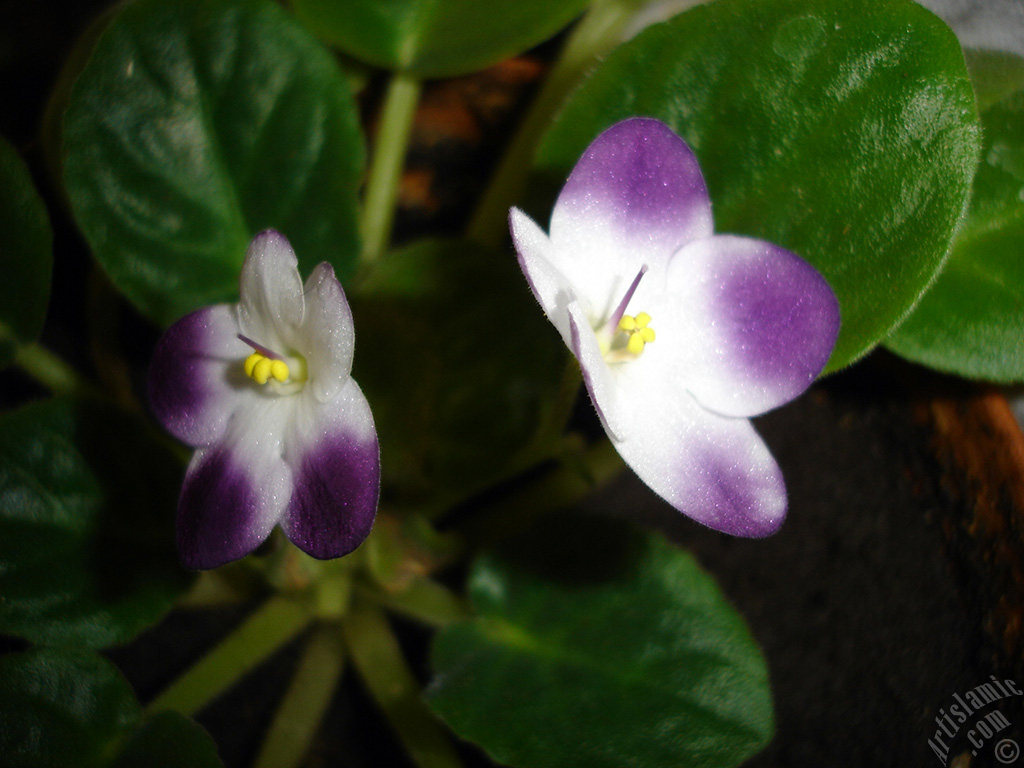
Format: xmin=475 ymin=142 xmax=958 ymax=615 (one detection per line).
xmin=0 ymin=648 xmax=140 ymax=768
xmin=351 ymin=239 xmax=566 ymax=503
xmin=0 ymin=398 xmax=188 ymax=649
xmin=0 ymin=135 xmax=53 ymax=365
xmin=291 ymin=0 xmax=591 ymax=77
xmin=886 ymin=81 xmax=1024 ymax=381
xmin=0 ymin=650 xmax=220 ymax=768
xmin=63 ymin=0 xmax=364 ymax=327
xmin=112 ymin=712 xmax=224 ymax=768
xmin=964 ymin=48 xmax=1024 ymax=111
xmin=533 ymin=0 xmax=980 ymax=373
xmin=428 ymin=516 xmax=773 ymax=768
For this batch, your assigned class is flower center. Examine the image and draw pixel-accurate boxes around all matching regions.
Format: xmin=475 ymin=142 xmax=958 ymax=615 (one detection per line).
xmin=618 ymin=312 xmax=656 ymax=355
xmin=599 ymin=266 xmax=656 ymax=361
xmin=244 ymin=352 xmax=290 ymax=384
xmin=238 ymin=334 xmax=307 ymax=395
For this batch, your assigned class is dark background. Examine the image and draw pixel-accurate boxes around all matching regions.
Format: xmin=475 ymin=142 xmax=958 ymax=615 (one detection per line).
xmin=4 ymin=3 xmax=1023 ymax=767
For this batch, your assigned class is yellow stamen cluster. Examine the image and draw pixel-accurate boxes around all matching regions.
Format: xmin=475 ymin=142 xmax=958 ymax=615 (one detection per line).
xmin=244 ymin=352 xmax=289 ymax=385
xmin=618 ymin=312 xmax=656 ymax=355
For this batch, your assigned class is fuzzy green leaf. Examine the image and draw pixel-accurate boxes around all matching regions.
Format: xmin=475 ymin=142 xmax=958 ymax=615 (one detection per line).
xmin=63 ymin=0 xmax=364 ymax=327
xmin=112 ymin=712 xmax=224 ymax=768
xmin=0 ymin=136 xmax=52 ymax=364
xmin=351 ymin=239 xmax=566 ymax=503
xmin=886 ymin=60 xmax=1024 ymax=380
xmin=534 ymin=0 xmax=980 ymax=373
xmin=0 ymin=399 xmax=187 ymax=648
xmin=0 ymin=648 xmax=140 ymax=768
xmin=291 ymin=0 xmax=590 ymax=77
xmin=429 ymin=517 xmax=772 ymax=768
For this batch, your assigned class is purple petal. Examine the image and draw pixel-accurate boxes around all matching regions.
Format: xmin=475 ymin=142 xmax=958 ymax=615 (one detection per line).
xmin=664 ymin=235 xmax=839 ymax=418
xmin=148 ymin=305 xmax=248 ymax=447
xmin=613 ymin=392 xmax=787 ymax=537
xmin=176 ymin=418 xmax=293 ymax=569
xmin=282 ymin=381 xmax=380 ymax=559
xmin=547 ymin=118 xmax=713 ymax=320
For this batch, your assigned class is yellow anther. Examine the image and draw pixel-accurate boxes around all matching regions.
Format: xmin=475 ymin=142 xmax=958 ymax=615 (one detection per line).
xmin=243 ymin=342 xmax=297 ymax=389
xmin=252 ymin=357 xmax=273 ymax=385
xmin=614 ymin=311 xmax=656 ymax=357
xmin=244 ymin=352 xmax=262 ymax=378
xmin=270 ymin=359 xmax=289 ymax=383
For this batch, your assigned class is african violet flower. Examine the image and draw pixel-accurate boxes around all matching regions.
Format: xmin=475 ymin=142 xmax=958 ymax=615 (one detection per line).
xmin=510 ymin=118 xmax=839 ymax=536
xmin=149 ymin=230 xmax=380 ymax=569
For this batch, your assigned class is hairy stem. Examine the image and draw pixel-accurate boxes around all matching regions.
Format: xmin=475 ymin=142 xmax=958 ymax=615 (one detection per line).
xmin=359 ymin=577 xmax=470 ymax=628
xmin=360 ymin=72 xmax=423 ymax=265
xmin=9 ymin=333 xmax=100 ymax=400
xmin=465 ymin=0 xmax=635 ymax=248
xmin=146 ymin=595 xmax=312 ymax=717
xmin=251 ymin=626 xmax=346 ymax=768
xmin=342 ymin=602 xmax=464 ymax=768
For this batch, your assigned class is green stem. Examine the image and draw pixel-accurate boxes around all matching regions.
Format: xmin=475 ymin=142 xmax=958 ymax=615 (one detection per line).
xmin=10 ymin=325 xmax=191 ymax=463
xmin=342 ymin=603 xmax=464 ymax=768
xmin=360 ymin=577 xmax=470 ymax=628
xmin=146 ymin=595 xmax=312 ymax=717
xmin=465 ymin=0 xmax=636 ymax=248
xmin=360 ymin=72 xmax=423 ymax=265
xmin=14 ymin=340 xmax=100 ymax=399
xmin=251 ymin=627 xmax=346 ymax=768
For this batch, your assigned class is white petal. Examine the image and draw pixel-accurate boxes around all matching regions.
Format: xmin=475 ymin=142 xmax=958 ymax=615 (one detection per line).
xmin=237 ymin=229 xmax=305 ymax=352
xmin=176 ymin=396 xmax=294 ymax=569
xmin=509 ymin=207 xmax=575 ymax=346
xmin=567 ymin=301 xmax=631 ymax=442
xmin=298 ymin=262 xmax=355 ymax=402
xmin=614 ymin=392 xmax=787 ymax=537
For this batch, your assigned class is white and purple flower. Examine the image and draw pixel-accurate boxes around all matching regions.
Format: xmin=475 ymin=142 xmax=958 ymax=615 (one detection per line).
xmin=511 ymin=117 xmax=839 ymax=536
xmin=149 ymin=230 xmax=380 ymax=569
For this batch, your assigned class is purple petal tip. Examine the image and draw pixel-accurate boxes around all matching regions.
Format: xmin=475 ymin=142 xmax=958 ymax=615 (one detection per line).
xmin=285 ymin=435 xmax=380 ymax=559
xmin=177 ymin=450 xmax=273 ymax=570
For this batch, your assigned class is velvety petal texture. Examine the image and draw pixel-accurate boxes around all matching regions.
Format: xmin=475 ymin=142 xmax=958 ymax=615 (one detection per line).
xmin=149 ymin=304 xmax=251 ymax=447
xmin=567 ymin=301 xmax=629 ymax=441
xmin=510 ymin=208 xmax=575 ymax=345
xmin=300 ymin=262 xmax=356 ymax=402
xmin=150 ymin=229 xmax=380 ymax=569
xmin=614 ymin=393 xmax=786 ymax=537
xmin=549 ymin=118 xmax=713 ymax=324
xmin=238 ymin=230 xmax=305 ymax=350
xmin=177 ymin=410 xmax=292 ymax=570
xmin=664 ymin=235 xmax=840 ymax=418
xmin=282 ymin=379 xmax=379 ymax=559
xmin=511 ymin=118 xmax=839 ymax=537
